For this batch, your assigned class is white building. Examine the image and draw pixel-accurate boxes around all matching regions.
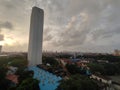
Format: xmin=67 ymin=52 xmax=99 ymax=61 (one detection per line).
xmin=28 ymin=7 xmax=44 ymax=66
xmin=7 ymin=66 xmax=18 ymax=75
xmin=90 ymin=74 xmax=112 ymax=85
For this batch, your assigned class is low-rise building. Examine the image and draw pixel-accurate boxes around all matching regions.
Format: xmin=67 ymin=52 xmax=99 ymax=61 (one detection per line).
xmin=90 ymin=74 xmax=112 ymax=85
xmin=7 ymin=66 xmax=18 ymax=75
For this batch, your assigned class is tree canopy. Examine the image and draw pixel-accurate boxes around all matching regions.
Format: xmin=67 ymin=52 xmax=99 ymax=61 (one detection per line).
xmin=56 ymin=74 xmax=99 ymax=90
xmin=42 ymin=56 xmax=59 ymax=67
xmin=17 ymin=78 xmax=40 ymax=90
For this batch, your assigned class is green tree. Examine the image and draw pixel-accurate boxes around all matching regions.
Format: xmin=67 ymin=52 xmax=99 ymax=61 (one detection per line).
xmin=0 ymin=67 xmax=12 ymax=90
xmin=103 ymin=63 xmax=118 ymax=75
xmin=42 ymin=56 xmax=59 ymax=67
xmin=16 ymin=69 xmax=34 ymax=84
xmin=66 ymin=64 xmax=79 ymax=74
xmin=87 ymin=63 xmax=105 ymax=75
xmin=17 ymin=78 xmax=40 ymax=90
xmin=56 ymin=75 xmax=99 ymax=90
xmin=66 ymin=64 xmax=86 ymax=75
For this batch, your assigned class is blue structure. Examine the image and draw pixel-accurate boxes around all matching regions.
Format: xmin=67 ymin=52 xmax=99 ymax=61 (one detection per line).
xmin=29 ymin=66 xmax=62 ymax=90
xmin=86 ymin=69 xmax=91 ymax=76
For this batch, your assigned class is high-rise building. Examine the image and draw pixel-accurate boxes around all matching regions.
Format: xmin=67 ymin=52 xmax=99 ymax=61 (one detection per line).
xmin=28 ymin=7 xmax=44 ymax=66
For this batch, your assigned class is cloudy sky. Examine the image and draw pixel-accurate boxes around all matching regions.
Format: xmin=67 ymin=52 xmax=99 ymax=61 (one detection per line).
xmin=0 ymin=0 xmax=120 ymax=53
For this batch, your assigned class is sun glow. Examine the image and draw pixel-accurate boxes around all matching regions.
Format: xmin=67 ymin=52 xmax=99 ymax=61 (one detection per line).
xmin=0 ymin=41 xmax=4 ymax=45
xmin=0 ymin=37 xmax=16 ymax=46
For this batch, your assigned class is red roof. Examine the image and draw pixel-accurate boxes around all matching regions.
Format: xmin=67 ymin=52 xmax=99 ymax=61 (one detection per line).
xmin=6 ymin=74 xmax=18 ymax=84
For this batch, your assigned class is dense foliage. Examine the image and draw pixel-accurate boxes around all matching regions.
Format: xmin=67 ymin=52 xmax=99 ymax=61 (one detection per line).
xmin=42 ymin=56 xmax=59 ymax=67
xmin=56 ymin=74 xmax=99 ymax=90
xmin=88 ymin=62 xmax=120 ymax=75
xmin=0 ymin=55 xmax=39 ymax=90
xmin=56 ymin=54 xmax=72 ymax=59
xmin=66 ymin=64 xmax=86 ymax=75
xmin=16 ymin=78 xmax=40 ymax=90
xmin=0 ymin=55 xmax=28 ymax=68
xmin=77 ymin=54 xmax=120 ymax=62
xmin=0 ymin=67 xmax=12 ymax=90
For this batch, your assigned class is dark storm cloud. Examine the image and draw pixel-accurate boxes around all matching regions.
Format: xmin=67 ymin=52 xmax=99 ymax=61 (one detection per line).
xmin=92 ymin=27 xmax=120 ymax=41
xmin=50 ymin=14 xmax=89 ymax=48
xmin=0 ymin=34 xmax=4 ymax=41
xmin=0 ymin=0 xmax=120 ymax=52
xmin=39 ymin=0 xmax=120 ymax=52
xmin=0 ymin=21 xmax=13 ymax=43
xmin=43 ymin=27 xmax=53 ymax=41
xmin=0 ymin=21 xmax=13 ymax=30
xmin=90 ymin=2 xmax=120 ymax=41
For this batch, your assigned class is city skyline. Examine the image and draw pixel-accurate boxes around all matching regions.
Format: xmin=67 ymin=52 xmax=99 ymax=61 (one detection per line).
xmin=0 ymin=0 xmax=120 ymax=53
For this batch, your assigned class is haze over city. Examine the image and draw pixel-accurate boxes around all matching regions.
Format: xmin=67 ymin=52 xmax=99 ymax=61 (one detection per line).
xmin=0 ymin=0 xmax=120 ymax=53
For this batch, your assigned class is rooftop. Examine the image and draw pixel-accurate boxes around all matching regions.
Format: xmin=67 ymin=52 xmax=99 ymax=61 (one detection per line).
xmin=29 ymin=66 xmax=62 ymax=90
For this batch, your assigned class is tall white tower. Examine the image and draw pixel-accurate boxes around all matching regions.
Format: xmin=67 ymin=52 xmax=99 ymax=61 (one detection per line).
xmin=28 ymin=7 xmax=44 ymax=66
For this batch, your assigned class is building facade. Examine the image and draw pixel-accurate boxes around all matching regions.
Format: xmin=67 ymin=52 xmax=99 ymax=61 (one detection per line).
xmin=28 ymin=7 xmax=44 ymax=66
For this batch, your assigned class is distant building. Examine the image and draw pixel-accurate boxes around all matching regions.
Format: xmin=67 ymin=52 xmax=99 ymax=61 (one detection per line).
xmin=7 ymin=66 xmax=18 ymax=75
xmin=97 ymin=60 xmax=109 ymax=63
xmin=6 ymin=66 xmax=18 ymax=85
xmin=90 ymin=74 xmax=112 ymax=85
xmin=6 ymin=74 xmax=18 ymax=84
xmin=60 ymin=59 xmax=72 ymax=66
xmin=0 ymin=45 xmax=2 ymax=54
xmin=114 ymin=49 xmax=120 ymax=56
